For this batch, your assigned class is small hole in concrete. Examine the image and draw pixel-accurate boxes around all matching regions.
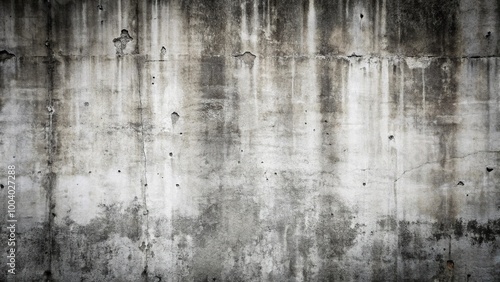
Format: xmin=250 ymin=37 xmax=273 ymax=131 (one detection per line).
xmin=388 ymin=135 xmax=394 ymax=140
xmin=363 ymin=182 xmax=366 ymax=186
xmin=360 ymin=13 xmax=364 ymax=19
xmin=97 ymin=4 xmax=103 ymax=10
xmin=84 ymin=102 xmax=89 ymax=106
xmin=274 ymin=172 xmax=277 ymax=175
xmin=176 ymin=184 xmax=180 ymax=187
xmin=0 ymin=184 xmax=4 ymax=189
xmin=324 ymin=120 xmax=328 ymax=123
xmin=486 ymin=167 xmax=493 ymax=172
xmin=169 ymin=152 xmax=173 ymax=157
xmin=467 ymin=274 xmax=471 ymax=278
xmin=89 ymin=171 xmax=91 ymax=173
xmin=466 ymin=194 xmax=468 ymax=196
xmin=144 ymin=184 xmax=148 ymax=187
xmin=52 ymin=213 xmax=56 ymax=217
xmin=457 ymin=181 xmax=464 ymax=186
xmin=447 ymin=260 xmax=454 ymax=269
xmin=118 ymin=170 xmax=121 ymax=173
xmin=486 ymin=31 xmax=491 ymax=38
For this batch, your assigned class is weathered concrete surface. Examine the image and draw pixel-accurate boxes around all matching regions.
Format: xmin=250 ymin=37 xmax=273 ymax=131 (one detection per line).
xmin=1 ymin=0 xmax=499 ymax=281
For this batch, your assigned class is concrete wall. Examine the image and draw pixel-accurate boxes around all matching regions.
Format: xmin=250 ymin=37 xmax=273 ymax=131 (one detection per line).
xmin=1 ymin=0 xmax=499 ymax=281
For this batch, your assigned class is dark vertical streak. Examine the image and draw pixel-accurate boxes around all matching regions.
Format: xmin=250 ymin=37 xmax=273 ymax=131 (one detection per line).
xmin=44 ymin=0 xmax=55 ymax=280
xmin=135 ymin=3 xmax=149 ymax=279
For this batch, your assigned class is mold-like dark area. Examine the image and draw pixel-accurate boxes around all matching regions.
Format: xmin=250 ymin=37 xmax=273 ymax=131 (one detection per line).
xmin=0 ymin=50 xmax=15 ymax=62
xmin=316 ymin=195 xmax=359 ymax=278
xmin=112 ymin=29 xmax=133 ymax=56
xmin=234 ymin=51 xmax=256 ymax=68
xmin=45 ymin=199 xmax=145 ymax=280
xmin=172 ymin=192 xmax=261 ymax=281
xmin=431 ymin=218 xmax=464 ymax=240
xmin=377 ymin=216 xmax=398 ymax=231
xmin=467 ymin=219 xmax=500 ymax=244
xmin=59 ymin=199 xmax=142 ymax=243
xmin=386 ymin=0 xmax=460 ymax=55
xmin=398 ymin=221 xmax=431 ymax=260
xmin=11 ymin=223 xmax=52 ymax=280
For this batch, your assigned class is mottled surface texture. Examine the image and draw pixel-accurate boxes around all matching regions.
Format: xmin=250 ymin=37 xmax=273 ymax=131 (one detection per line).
xmin=0 ymin=0 xmax=499 ymax=281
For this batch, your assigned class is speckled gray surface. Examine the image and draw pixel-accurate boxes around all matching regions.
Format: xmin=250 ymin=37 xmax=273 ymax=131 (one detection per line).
xmin=0 ymin=0 xmax=499 ymax=281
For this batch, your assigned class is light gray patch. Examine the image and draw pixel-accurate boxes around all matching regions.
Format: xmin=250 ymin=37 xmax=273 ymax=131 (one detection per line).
xmin=171 ymin=112 xmax=180 ymax=126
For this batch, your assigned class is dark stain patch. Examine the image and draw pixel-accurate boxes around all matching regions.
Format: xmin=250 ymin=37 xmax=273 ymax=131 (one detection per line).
xmin=0 ymin=50 xmax=15 ymax=62
xmin=172 ymin=192 xmax=261 ymax=281
xmin=386 ymin=0 xmax=460 ymax=55
xmin=112 ymin=29 xmax=133 ymax=56
xmin=467 ymin=219 xmax=500 ymax=244
xmin=431 ymin=218 xmax=464 ymax=240
xmin=234 ymin=51 xmax=256 ymax=68
xmin=399 ymin=221 xmax=431 ymax=260
xmin=200 ymin=56 xmax=226 ymax=99
xmin=377 ymin=216 xmax=398 ymax=231
xmin=60 ymin=199 xmax=142 ymax=243
xmin=316 ymin=194 xmax=359 ymax=279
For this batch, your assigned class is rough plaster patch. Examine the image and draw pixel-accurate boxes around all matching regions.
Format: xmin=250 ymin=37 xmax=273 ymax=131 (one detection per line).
xmin=234 ymin=51 xmax=256 ymax=68
xmin=112 ymin=30 xmax=133 ymax=56
xmin=406 ymin=57 xmax=432 ymax=69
